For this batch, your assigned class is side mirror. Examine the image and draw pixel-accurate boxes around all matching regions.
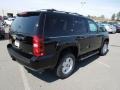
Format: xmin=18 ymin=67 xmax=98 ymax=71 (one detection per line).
xmin=100 ymin=27 xmax=106 ymax=32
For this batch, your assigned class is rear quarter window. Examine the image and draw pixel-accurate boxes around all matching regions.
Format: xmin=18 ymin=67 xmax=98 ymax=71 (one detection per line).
xmin=44 ymin=13 xmax=74 ymax=37
xmin=73 ymin=17 xmax=87 ymax=34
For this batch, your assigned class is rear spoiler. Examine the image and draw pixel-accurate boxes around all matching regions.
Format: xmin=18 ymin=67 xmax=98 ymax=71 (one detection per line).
xmin=17 ymin=12 xmax=40 ymax=17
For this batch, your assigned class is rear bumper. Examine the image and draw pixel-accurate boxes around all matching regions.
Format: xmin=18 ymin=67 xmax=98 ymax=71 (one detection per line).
xmin=0 ymin=32 xmax=5 ymax=36
xmin=7 ymin=44 xmax=57 ymax=71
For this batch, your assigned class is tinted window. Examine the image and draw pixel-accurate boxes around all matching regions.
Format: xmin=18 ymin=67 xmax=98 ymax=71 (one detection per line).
xmin=88 ymin=20 xmax=98 ymax=32
xmin=73 ymin=17 xmax=87 ymax=34
xmin=11 ymin=16 xmax=39 ymax=35
xmin=44 ymin=13 xmax=73 ymax=37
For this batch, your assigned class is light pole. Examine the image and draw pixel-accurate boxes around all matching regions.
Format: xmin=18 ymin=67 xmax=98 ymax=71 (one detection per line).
xmin=80 ymin=1 xmax=86 ymax=7
xmin=79 ymin=0 xmax=87 ymax=15
xmin=2 ymin=9 xmax=4 ymax=17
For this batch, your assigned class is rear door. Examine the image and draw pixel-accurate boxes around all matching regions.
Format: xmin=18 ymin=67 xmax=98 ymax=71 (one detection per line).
xmin=43 ymin=13 xmax=75 ymax=55
xmin=10 ymin=12 xmax=41 ymax=55
xmin=87 ymin=19 xmax=103 ymax=51
xmin=73 ymin=16 xmax=91 ymax=55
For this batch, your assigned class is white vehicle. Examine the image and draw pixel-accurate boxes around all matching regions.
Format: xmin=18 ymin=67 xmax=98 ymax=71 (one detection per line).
xmin=4 ymin=18 xmax=15 ymax=26
xmin=102 ymin=24 xmax=116 ymax=33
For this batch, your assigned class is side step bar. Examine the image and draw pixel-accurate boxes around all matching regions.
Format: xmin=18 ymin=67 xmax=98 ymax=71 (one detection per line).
xmin=80 ymin=51 xmax=99 ymax=61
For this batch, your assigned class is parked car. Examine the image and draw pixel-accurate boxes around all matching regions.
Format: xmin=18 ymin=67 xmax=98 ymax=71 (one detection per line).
xmin=111 ymin=25 xmax=117 ymax=33
xmin=4 ymin=18 xmax=15 ymax=26
xmin=97 ymin=24 xmax=107 ymax=32
xmin=114 ymin=24 xmax=120 ymax=33
xmin=7 ymin=9 xmax=109 ymax=79
xmin=102 ymin=24 xmax=116 ymax=34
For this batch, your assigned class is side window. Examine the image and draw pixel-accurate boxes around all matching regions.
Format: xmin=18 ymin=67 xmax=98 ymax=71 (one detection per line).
xmin=73 ymin=17 xmax=87 ymax=34
xmin=44 ymin=13 xmax=73 ymax=37
xmin=88 ymin=20 xmax=98 ymax=32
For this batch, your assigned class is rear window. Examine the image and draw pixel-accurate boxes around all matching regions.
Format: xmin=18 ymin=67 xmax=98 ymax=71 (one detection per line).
xmin=11 ymin=15 xmax=39 ymax=35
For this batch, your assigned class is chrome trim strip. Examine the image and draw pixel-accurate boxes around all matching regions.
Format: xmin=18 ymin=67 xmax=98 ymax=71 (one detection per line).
xmin=47 ymin=35 xmax=83 ymax=39
xmin=81 ymin=51 xmax=99 ymax=61
xmin=42 ymin=14 xmax=46 ymax=35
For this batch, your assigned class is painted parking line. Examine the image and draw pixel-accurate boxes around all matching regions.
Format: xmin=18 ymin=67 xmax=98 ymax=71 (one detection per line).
xmin=97 ymin=61 xmax=111 ymax=68
xmin=19 ymin=65 xmax=30 ymax=90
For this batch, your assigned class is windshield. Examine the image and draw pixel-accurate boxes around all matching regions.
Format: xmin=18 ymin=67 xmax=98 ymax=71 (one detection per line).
xmin=11 ymin=15 xmax=39 ymax=35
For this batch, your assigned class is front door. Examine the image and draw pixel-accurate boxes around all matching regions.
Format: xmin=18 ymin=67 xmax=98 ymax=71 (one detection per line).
xmin=87 ymin=20 xmax=103 ymax=51
xmin=73 ymin=16 xmax=91 ymax=55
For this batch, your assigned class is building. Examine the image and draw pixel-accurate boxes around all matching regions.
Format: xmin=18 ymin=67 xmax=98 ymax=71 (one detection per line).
xmin=0 ymin=9 xmax=18 ymax=17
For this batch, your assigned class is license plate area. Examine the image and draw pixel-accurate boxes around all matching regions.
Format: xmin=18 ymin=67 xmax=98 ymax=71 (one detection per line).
xmin=14 ymin=40 xmax=20 ymax=48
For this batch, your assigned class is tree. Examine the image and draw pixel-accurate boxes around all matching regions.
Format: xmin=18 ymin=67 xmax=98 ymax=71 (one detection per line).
xmin=116 ymin=12 xmax=120 ymax=20
xmin=100 ymin=15 xmax=105 ymax=19
xmin=111 ymin=13 xmax=116 ymax=20
xmin=87 ymin=15 xmax=91 ymax=18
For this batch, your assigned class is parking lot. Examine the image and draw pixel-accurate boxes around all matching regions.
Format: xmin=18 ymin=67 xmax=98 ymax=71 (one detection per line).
xmin=0 ymin=33 xmax=120 ymax=90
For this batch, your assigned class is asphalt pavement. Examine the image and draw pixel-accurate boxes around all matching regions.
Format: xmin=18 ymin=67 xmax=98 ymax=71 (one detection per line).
xmin=0 ymin=33 xmax=120 ymax=90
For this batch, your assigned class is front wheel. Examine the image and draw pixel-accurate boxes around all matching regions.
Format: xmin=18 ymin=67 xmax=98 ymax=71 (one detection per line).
xmin=56 ymin=53 xmax=75 ymax=79
xmin=99 ymin=42 xmax=108 ymax=56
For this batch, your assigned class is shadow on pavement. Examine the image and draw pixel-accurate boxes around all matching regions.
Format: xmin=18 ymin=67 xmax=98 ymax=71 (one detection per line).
xmin=26 ymin=55 xmax=99 ymax=83
xmin=26 ymin=68 xmax=59 ymax=83
xmin=75 ymin=55 xmax=99 ymax=70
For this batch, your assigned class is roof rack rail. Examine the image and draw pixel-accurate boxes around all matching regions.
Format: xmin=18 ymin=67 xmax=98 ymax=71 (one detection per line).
xmin=47 ymin=9 xmax=57 ymax=12
xmin=55 ymin=10 xmax=82 ymax=16
xmin=71 ymin=13 xmax=81 ymax=16
xmin=36 ymin=9 xmax=57 ymax=12
xmin=37 ymin=9 xmax=83 ymax=16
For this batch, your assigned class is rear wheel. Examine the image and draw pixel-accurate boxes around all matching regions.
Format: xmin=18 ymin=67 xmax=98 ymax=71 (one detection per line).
xmin=0 ymin=35 xmax=4 ymax=40
xmin=2 ymin=35 xmax=5 ymax=39
xmin=99 ymin=41 xmax=108 ymax=56
xmin=56 ymin=53 xmax=75 ymax=79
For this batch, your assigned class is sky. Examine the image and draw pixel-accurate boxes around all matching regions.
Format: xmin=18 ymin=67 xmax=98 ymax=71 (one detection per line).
xmin=0 ymin=0 xmax=120 ymax=18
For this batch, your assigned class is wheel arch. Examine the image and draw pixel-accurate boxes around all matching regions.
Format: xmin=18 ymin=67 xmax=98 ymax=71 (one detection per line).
xmin=55 ymin=46 xmax=78 ymax=68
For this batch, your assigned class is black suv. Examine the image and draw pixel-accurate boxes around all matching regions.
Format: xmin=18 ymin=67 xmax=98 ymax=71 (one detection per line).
xmin=7 ymin=9 xmax=109 ymax=79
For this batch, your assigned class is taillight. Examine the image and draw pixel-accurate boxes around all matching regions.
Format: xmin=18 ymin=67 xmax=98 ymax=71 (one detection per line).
xmin=33 ymin=35 xmax=45 ymax=57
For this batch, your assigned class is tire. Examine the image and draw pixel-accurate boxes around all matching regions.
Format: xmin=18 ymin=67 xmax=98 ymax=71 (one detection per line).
xmin=2 ymin=35 xmax=5 ymax=39
xmin=99 ymin=41 xmax=108 ymax=56
xmin=24 ymin=66 xmax=34 ymax=73
xmin=56 ymin=53 xmax=75 ymax=79
xmin=0 ymin=35 xmax=4 ymax=39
